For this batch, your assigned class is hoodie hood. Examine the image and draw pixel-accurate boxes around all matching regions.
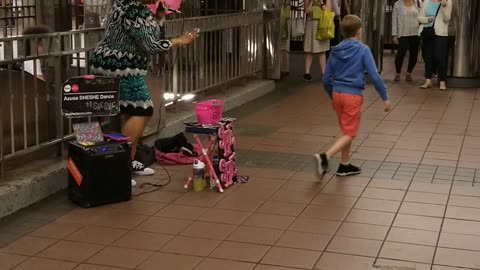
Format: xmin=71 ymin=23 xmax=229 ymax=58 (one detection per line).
xmin=331 ymin=39 xmax=364 ymax=62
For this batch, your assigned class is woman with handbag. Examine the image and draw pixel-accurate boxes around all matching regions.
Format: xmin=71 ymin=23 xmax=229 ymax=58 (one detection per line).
xmin=417 ymin=0 xmax=452 ymax=90
xmin=303 ymin=0 xmax=332 ymax=82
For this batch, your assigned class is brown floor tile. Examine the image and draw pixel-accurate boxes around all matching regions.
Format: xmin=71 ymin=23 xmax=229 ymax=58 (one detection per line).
xmin=269 ymin=189 xmax=318 ymax=204
xmin=112 ymin=231 xmax=173 ymax=251
xmin=254 ymin=265 xmax=303 ymax=270
xmin=180 ymin=221 xmax=236 ymax=240
xmin=442 ymin=219 xmax=480 ymax=236
xmin=387 ymin=227 xmax=439 ymax=246
xmin=255 ymin=168 xmax=295 ymax=180
xmin=434 ymin=247 xmax=480 ymax=269
xmin=399 ymin=202 xmax=446 ymax=217
xmin=256 ymin=201 xmax=306 ymax=217
xmin=135 ymin=217 xmax=192 ymax=235
xmin=91 ymin=212 xmax=149 ymax=230
xmin=368 ymin=179 xmax=410 ymax=190
xmin=1 ymin=236 xmax=56 ymax=256
xmin=56 ymin=208 xmax=107 ymax=226
xmin=393 ymin=214 xmax=442 ymax=231
xmin=449 ymin=195 xmax=480 ymax=209
xmin=329 ymin=176 xmax=371 ymax=187
xmin=216 ymin=195 xmax=267 ymax=212
xmin=29 ymin=222 xmax=83 ymax=240
xmin=321 ymin=184 xmax=365 ymax=197
xmin=37 ymin=240 xmax=104 ymax=263
xmin=198 ymin=209 xmax=251 ymax=225
xmin=432 ymin=266 xmax=474 ymax=270
xmin=194 ymin=258 xmax=255 ymax=270
xmin=438 ymin=232 xmax=480 ymax=251
xmin=107 ymin=200 xmax=167 ymax=216
xmin=242 ymin=213 xmax=295 ymax=230
xmin=227 ymin=226 xmax=283 ymax=245
xmin=379 ymin=241 xmax=435 ymax=264
xmin=275 ymin=231 xmax=330 ymax=251
xmin=404 ymin=191 xmax=449 ymax=205
xmin=174 ymin=192 xmax=225 ymax=208
xmin=290 ymin=171 xmax=320 ymax=182
xmin=336 ymin=222 xmax=389 ymax=240
xmin=451 ymin=185 xmax=480 ymax=197
xmin=209 ymin=241 xmax=270 ymax=263
xmin=288 ymin=217 xmax=341 ymax=235
xmin=299 ymin=205 xmax=350 ymax=221
xmin=346 ymin=209 xmax=395 ymax=226
xmin=11 ymin=257 xmax=78 ymax=270
xmin=0 ymin=253 xmax=28 ymax=270
xmin=73 ymin=264 xmax=130 ymax=270
xmin=137 ymin=252 xmax=202 ymax=270
xmin=362 ymin=188 xmax=406 ymax=201
xmin=310 ymin=194 xmax=357 ymax=208
xmin=161 ymin=235 xmax=221 ymax=256
xmin=315 ymin=252 xmax=375 ymax=270
xmin=355 ymin=198 xmax=401 ymax=213
xmin=326 ymin=236 xmax=382 ymax=257
xmin=134 ymin=191 xmax=183 ymax=204
xmin=66 ymin=226 xmax=128 ymax=245
xmin=374 ymin=259 xmax=431 ymax=270
xmin=260 ymin=247 xmax=321 ymax=269
xmin=86 ymin=246 xmax=153 ymax=269
xmin=154 ymin=205 xmax=207 ymax=220
xmin=446 ymin=206 xmax=480 ymax=221
xmin=409 ymin=182 xmax=451 ymax=194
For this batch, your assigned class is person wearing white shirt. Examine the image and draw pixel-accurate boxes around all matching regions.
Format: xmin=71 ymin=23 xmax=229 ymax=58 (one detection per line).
xmin=392 ymin=0 xmax=420 ymax=82
xmin=21 ymin=25 xmax=52 ymax=81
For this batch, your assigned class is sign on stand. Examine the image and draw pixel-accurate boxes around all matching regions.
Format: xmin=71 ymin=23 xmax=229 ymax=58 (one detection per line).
xmin=62 ymin=75 xmax=120 ymax=118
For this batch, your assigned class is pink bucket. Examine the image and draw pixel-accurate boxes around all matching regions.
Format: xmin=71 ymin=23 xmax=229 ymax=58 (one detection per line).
xmin=195 ymin=99 xmax=224 ymax=125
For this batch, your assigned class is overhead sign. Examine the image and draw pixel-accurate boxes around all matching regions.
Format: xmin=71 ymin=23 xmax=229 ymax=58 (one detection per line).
xmin=62 ymin=75 xmax=120 ymax=118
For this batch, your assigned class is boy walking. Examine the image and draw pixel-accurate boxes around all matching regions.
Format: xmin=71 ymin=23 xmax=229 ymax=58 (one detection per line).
xmin=315 ymin=15 xmax=391 ymax=177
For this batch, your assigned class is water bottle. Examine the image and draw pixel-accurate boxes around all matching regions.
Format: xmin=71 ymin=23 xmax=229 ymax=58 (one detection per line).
xmin=192 ymin=160 xmax=206 ymax=192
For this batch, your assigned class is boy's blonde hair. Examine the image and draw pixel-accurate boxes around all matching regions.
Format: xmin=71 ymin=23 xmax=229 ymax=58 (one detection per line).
xmin=341 ymin=15 xmax=362 ymax=39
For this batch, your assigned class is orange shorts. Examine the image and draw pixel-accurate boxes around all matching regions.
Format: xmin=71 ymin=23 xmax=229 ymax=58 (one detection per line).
xmin=332 ymin=92 xmax=363 ymax=137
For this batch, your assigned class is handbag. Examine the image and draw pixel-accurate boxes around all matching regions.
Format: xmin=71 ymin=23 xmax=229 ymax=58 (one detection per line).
xmin=316 ymin=8 xmax=335 ymax=40
xmin=420 ymin=4 xmax=441 ymax=39
xmin=292 ymin=17 xmax=305 ymax=37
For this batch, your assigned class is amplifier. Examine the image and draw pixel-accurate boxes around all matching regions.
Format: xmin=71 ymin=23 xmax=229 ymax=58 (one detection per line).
xmin=67 ymin=141 xmax=132 ymax=208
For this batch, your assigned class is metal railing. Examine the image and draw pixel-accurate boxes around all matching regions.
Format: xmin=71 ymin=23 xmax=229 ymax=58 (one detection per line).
xmin=0 ymin=0 xmax=36 ymax=37
xmin=0 ymin=11 xmax=267 ymax=179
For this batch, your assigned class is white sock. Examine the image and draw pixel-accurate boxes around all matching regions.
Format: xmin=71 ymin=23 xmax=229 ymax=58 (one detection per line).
xmin=341 ymin=161 xmax=349 ymax=165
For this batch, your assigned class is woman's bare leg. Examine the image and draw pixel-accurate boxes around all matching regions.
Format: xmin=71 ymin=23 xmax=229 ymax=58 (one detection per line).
xmin=121 ymin=116 xmax=151 ymax=160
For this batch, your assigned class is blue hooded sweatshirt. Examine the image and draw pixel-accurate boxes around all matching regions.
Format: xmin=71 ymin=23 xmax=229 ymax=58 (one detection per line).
xmin=323 ymin=39 xmax=388 ymax=101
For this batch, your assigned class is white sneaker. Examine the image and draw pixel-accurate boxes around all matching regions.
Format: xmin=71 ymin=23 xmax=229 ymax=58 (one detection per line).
xmin=420 ymin=79 xmax=432 ymax=89
xmin=439 ymin=81 xmax=447 ymax=91
xmin=131 ymin=179 xmax=137 ymax=187
xmin=131 ymin=160 xmax=155 ymax=176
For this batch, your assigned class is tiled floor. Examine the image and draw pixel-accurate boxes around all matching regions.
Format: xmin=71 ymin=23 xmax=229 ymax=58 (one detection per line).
xmin=2 ymin=53 xmax=480 ymax=270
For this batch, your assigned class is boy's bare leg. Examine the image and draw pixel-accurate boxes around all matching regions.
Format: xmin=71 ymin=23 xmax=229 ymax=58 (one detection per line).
xmin=326 ymin=135 xmax=352 ymax=159
xmin=341 ymin=141 xmax=352 ymax=164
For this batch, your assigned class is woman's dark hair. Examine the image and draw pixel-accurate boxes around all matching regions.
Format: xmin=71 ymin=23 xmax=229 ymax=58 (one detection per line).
xmin=22 ymin=25 xmax=52 ymax=56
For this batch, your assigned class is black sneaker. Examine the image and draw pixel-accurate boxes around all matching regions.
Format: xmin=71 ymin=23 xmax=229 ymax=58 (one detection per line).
xmin=304 ymin=73 xmax=312 ymax=82
xmin=131 ymin=160 xmax=155 ymax=176
xmin=314 ymin=153 xmax=329 ymax=177
xmin=336 ymin=163 xmax=361 ymax=177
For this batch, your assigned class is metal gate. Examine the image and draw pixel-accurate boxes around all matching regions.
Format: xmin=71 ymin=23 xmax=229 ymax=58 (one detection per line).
xmin=0 ymin=0 xmax=36 ymax=37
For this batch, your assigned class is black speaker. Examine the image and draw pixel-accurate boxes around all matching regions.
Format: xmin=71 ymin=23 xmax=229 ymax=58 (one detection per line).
xmin=67 ymin=141 xmax=132 ymax=208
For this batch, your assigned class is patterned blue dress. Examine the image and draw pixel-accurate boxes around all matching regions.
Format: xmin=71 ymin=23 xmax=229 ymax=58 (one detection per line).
xmin=90 ymin=0 xmax=172 ymax=116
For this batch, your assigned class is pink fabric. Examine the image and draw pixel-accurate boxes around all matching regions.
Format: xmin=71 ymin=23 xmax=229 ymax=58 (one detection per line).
xmin=147 ymin=0 xmax=182 ymax=15
xmin=155 ymin=144 xmax=201 ymax=165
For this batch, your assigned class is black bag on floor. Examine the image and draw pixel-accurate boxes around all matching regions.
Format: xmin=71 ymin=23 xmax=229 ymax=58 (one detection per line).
xmin=135 ymin=143 xmax=156 ymax=167
xmin=154 ymin=133 xmax=193 ymax=154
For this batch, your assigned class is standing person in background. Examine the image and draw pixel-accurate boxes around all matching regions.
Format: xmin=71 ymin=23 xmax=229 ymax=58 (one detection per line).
xmin=280 ymin=0 xmax=291 ymax=77
xmin=392 ymin=0 xmax=420 ymax=82
xmin=303 ymin=0 xmax=332 ymax=82
xmin=417 ymin=0 xmax=452 ymax=90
